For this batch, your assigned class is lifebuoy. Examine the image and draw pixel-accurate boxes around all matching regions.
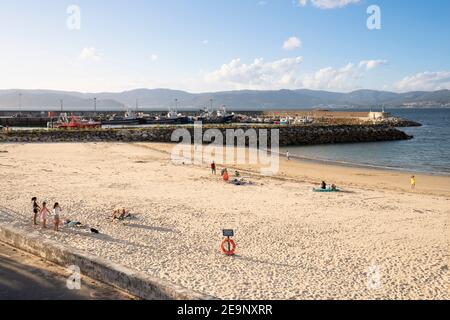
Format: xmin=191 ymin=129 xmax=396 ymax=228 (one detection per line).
xmin=221 ymin=238 xmax=236 ymax=256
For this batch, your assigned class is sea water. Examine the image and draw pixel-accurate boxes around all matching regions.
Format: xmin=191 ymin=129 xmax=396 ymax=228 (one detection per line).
xmin=281 ymin=108 xmax=450 ymax=175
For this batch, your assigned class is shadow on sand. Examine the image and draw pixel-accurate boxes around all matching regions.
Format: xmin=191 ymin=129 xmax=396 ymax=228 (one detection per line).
xmin=124 ymin=224 xmax=176 ymax=233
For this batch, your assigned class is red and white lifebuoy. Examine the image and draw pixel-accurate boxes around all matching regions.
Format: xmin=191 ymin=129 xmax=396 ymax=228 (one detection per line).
xmin=221 ymin=238 xmax=236 ymax=256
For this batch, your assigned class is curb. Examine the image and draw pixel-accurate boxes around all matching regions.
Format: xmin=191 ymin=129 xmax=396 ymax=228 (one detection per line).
xmin=0 ymin=223 xmax=217 ymax=300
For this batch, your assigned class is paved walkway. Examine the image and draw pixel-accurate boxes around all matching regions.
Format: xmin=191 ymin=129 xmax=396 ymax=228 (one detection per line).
xmin=0 ymin=241 xmax=134 ymax=300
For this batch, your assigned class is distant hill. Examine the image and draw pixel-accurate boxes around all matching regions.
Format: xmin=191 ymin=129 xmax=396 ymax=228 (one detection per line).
xmin=1 ymin=88 xmax=449 ymax=111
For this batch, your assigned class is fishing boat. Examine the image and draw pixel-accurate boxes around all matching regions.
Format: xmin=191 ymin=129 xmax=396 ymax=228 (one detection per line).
xmin=49 ymin=113 xmax=101 ymax=129
xmin=196 ymin=106 xmax=234 ymax=124
xmin=144 ymin=108 xmax=191 ymax=125
xmin=102 ymin=109 xmax=145 ymax=125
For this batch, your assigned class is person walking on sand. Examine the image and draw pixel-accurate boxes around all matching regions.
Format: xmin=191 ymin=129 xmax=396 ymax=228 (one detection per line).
xmin=410 ymin=176 xmax=416 ymax=190
xmin=32 ymin=197 xmax=40 ymax=226
xmin=211 ymin=161 xmax=216 ymax=175
xmin=40 ymin=202 xmax=50 ymax=229
xmin=286 ymin=151 xmax=290 ymax=161
xmin=53 ymin=202 xmax=61 ymax=232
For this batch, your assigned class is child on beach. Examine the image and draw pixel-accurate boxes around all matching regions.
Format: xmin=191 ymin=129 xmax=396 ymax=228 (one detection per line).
xmin=221 ymin=168 xmax=229 ymax=182
xmin=40 ymin=202 xmax=50 ymax=229
xmin=211 ymin=161 xmax=216 ymax=175
xmin=410 ymin=176 xmax=416 ymax=190
xmin=32 ymin=197 xmax=40 ymax=226
xmin=286 ymin=151 xmax=290 ymax=161
xmin=53 ymin=202 xmax=61 ymax=232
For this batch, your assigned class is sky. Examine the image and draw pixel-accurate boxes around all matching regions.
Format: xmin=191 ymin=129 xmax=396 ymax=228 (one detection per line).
xmin=0 ymin=0 xmax=449 ymax=93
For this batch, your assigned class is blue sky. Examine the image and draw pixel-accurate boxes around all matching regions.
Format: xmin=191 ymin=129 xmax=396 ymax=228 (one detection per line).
xmin=0 ymin=0 xmax=449 ymax=92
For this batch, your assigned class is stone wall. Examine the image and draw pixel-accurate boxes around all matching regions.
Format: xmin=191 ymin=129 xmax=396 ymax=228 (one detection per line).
xmin=0 ymin=223 xmax=216 ymax=300
xmin=0 ymin=124 xmax=412 ymax=146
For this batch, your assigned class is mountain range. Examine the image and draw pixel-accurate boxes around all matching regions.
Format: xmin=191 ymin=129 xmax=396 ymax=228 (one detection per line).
xmin=1 ymin=88 xmax=449 ymax=111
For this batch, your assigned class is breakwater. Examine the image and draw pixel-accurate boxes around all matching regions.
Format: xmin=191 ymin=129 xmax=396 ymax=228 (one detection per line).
xmin=0 ymin=124 xmax=412 ymax=146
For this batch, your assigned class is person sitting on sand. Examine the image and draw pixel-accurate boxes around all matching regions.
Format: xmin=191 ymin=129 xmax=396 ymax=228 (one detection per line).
xmin=235 ymin=171 xmax=241 ymax=177
xmin=321 ymin=181 xmax=327 ymax=190
xmin=331 ymin=184 xmax=337 ymax=191
xmin=223 ymin=169 xmax=229 ymax=182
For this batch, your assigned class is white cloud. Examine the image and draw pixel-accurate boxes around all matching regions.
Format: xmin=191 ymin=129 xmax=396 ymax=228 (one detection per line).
xmin=301 ymin=63 xmax=360 ymax=90
xmin=301 ymin=60 xmax=387 ymax=90
xmin=205 ymin=57 xmax=304 ymax=90
xmin=283 ymin=36 xmax=302 ymax=51
xmin=204 ymin=57 xmax=386 ymax=91
xmin=394 ymin=71 xmax=450 ymax=92
xmin=298 ymin=0 xmax=360 ymax=9
xmin=79 ymin=47 xmax=102 ymax=62
xmin=150 ymin=54 xmax=159 ymax=61
xmin=359 ymin=59 xmax=388 ymax=70
xmin=202 ymin=40 xmax=209 ymax=45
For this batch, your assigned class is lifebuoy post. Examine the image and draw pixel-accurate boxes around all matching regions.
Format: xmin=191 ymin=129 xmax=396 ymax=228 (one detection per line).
xmin=221 ymin=229 xmax=236 ymax=256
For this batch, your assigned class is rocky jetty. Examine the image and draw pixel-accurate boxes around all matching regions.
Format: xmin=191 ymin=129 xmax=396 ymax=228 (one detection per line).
xmin=385 ymin=117 xmax=422 ymax=127
xmin=0 ymin=124 xmax=413 ymax=147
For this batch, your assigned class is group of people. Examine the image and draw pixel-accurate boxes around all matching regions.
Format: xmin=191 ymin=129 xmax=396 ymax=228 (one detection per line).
xmin=320 ymin=181 xmax=338 ymax=191
xmin=32 ymin=197 xmax=61 ymax=231
xmin=211 ymin=162 xmax=241 ymax=182
xmin=211 ymin=161 xmax=251 ymax=186
xmin=112 ymin=208 xmax=132 ymax=222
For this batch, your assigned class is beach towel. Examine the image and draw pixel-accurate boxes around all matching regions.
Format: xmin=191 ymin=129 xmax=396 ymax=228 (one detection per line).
xmin=313 ymin=188 xmax=341 ymax=193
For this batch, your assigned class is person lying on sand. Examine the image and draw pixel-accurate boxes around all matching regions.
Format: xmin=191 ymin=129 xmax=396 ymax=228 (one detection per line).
xmin=112 ymin=208 xmax=132 ymax=221
xmin=64 ymin=220 xmax=82 ymax=228
xmin=230 ymin=177 xmax=254 ymax=186
xmin=63 ymin=220 xmax=99 ymax=234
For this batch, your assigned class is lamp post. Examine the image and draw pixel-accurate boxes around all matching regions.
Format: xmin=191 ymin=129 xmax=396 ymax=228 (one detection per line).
xmin=18 ymin=92 xmax=22 ymax=115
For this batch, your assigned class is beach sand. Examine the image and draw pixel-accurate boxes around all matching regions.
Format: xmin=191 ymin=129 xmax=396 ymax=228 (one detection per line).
xmin=0 ymin=142 xmax=448 ymax=299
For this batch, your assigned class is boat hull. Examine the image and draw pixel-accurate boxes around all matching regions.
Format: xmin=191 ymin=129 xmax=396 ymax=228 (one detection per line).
xmin=101 ymin=118 xmax=145 ymax=126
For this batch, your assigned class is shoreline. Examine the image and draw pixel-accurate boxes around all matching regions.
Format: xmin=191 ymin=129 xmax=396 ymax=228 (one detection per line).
xmin=135 ymin=142 xmax=450 ymax=197
xmin=277 ymin=150 xmax=450 ymax=177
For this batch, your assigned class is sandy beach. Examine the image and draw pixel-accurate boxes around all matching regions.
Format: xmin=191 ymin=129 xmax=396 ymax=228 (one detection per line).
xmin=0 ymin=142 xmax=449 ymax=299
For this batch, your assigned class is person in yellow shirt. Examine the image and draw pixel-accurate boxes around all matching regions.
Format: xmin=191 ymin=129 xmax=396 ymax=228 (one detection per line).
xmin=410 ymin=176 xmax=416 ymax=190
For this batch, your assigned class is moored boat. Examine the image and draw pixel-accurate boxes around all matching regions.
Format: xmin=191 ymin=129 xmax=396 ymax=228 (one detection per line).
xmin=102 ymin=109 xmax=145 ymax=125
xmin=196 ymin=106 xmax=234 ymax=124
xmin=49 ymin=113 xmax=101 ymax=129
